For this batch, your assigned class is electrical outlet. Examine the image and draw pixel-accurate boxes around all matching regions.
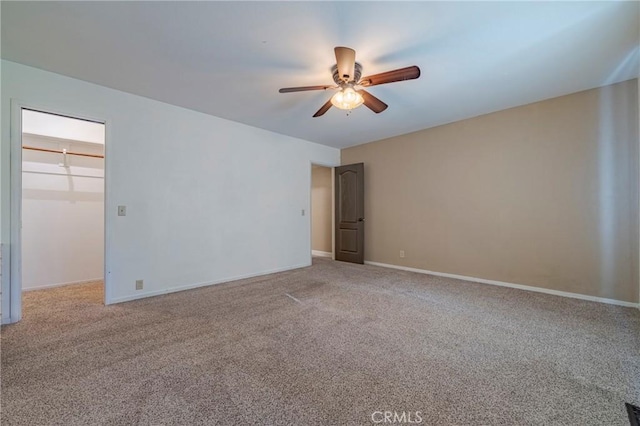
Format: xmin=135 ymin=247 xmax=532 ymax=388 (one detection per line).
xmin=118 ymin=205 xmax=126 ymax=216
xmin=399 ymin=250 xmax=405 ymax=258
xmin=136 ymin=279 xmax=143 ymax=290
xmin=301 ymin=209 xmax=305 ymax=216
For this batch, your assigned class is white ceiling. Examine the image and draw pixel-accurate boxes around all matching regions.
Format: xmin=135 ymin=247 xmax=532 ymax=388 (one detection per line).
xmin=2 ymin=1 xmax=639 ymax=149
xmin=22 ymin=110 xmax=105 ymax=145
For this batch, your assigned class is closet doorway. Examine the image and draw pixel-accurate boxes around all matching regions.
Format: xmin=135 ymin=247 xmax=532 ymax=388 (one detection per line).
xmin=311 ymin=164 xmax=333 ymax=259
xmin=19 ymin=108 xmax=106 ymax=316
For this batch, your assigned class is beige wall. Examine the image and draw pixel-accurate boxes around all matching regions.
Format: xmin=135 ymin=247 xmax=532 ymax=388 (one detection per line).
xmin=342 ymin=79 xmax=639 ymax=303
xmin=312 ymin=165 xmax=332 ymax=253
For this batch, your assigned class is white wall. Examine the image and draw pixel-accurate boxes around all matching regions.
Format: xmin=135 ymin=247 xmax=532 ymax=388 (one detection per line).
xmin=1 ymin=60 xmax=340 ymax=321
xmin=22 ymin=133 xmax=104 ymax=289
xmin=22 ymin=109 xmax=105 ymax=144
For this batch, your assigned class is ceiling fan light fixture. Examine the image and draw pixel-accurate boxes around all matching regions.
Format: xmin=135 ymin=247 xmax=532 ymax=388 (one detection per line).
xmin=330 ymin=87 xmax=364 ymax=111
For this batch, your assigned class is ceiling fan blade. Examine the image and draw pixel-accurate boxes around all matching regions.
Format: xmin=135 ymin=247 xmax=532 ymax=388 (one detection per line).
xmin=359 ymin=66 xmax=421 ymax=87
xmin=334 ymin=46 xmax=356 ymax=82
xmin=279 ymin=85 xmax=334 ymax=93
xmin=313 ymin=99 xmax=333 ymax=117
xmin=359 ymin=89 xmax=388 ymax=113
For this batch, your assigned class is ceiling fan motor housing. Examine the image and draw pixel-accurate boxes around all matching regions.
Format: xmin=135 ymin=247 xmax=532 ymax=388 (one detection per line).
xmin=332 ymin=63 xmax=362 ymax=86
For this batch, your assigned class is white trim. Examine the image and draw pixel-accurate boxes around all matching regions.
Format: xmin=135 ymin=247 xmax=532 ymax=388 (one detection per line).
xmin=22 ymin=278 xmax=103 ymax=292
xmin=1 ymin=244 xmax=9 ymax=324
xmin=22 ymin=132 xmax=104 ymax=147
xmin=9 ymin=100 xmax=24 ymax=323
xmin=365 ymin=261 xmax=640 ymax=309
xmin=312 ymin=250 xmax=332 ymax=258
xmin=331 ymin=168 xmax=335 ymax=261
xmin=109 ymin=263 xmax=310 ymax=304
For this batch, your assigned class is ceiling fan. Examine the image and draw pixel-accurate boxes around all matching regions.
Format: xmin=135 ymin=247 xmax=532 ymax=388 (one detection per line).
xmin=279 ymin=46 xmax=420 ymax=117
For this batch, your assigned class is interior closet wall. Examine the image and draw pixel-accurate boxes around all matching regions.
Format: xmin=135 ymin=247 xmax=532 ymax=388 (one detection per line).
xmin=22 ymin=129 xmax=104 ymax=290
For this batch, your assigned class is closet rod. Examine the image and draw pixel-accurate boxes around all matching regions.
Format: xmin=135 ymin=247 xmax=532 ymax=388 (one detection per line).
xmin=23 ymin=146 xmax=104 ymax=159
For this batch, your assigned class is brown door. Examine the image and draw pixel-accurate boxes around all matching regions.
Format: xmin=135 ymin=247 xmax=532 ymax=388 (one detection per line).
xmin=335 ymin=163 xmax=364 ymax=264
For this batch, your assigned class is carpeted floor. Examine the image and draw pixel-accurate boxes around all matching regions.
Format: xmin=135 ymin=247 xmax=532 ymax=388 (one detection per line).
xmin=2 ymin=258 xmax=639 ymax=425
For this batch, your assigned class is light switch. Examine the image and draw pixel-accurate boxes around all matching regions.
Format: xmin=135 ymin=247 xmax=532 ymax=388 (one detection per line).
xmin=301 ymin=209 xmax=305 ymax=216
xmin=118 ymin=205 xmax=126 ymax=216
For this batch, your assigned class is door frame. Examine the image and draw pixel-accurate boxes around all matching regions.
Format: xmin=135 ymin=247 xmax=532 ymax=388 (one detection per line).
xmin=6 ymin=99 xmax=111 ymax=324
xmin=309 ymin=161 xmax=336 ymax=263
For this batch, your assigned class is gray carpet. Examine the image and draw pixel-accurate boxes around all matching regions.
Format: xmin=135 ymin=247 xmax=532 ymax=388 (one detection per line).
xmin=2 ymin=258 xmax=639 ymax=425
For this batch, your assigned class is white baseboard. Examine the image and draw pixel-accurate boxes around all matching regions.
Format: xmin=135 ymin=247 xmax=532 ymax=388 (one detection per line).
xmin=108 ymin=263 xmax=310 ymax=305
xmin=312 ymin=250 xmax=332 ymax=258
xmin=365 ymin=261 xmax=639 ymax=309
xmin=23 ymin=277 xmax=104 ymax=292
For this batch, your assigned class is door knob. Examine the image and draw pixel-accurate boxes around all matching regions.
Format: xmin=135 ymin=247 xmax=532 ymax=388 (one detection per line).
xmin=358 ymin=218 xmax=365 ymax=222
